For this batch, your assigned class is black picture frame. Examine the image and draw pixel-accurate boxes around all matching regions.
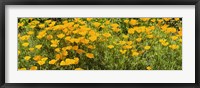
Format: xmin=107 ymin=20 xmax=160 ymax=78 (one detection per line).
xmin=0 ymin=0 xmax=199 ymax=88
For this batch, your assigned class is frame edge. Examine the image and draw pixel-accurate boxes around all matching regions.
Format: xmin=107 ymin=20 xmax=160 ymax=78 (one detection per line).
xmin=195 ymin=1 xmax=200 ymax=87
xmin=0 ymin=0 xmax=5 ymax=88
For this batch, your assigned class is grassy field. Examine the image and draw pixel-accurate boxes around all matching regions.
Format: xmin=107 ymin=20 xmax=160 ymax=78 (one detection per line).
xmin=18 ymin=18 xmax=182 ymax=70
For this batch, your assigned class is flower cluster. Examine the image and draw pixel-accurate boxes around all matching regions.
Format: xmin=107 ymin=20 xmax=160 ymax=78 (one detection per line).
xmin=18 ymin=18 xmax=182 ymax=70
